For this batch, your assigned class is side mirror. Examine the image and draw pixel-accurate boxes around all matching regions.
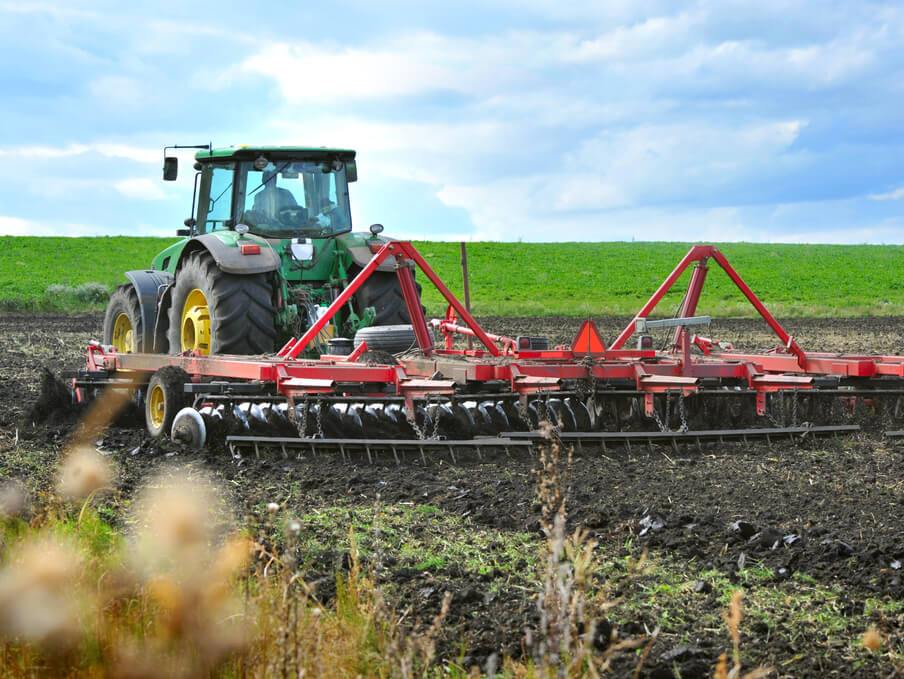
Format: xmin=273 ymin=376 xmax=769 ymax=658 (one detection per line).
xmin=346 ymin=160 xmax=357 ymax=182
xmin=183 ymin=218 xmax=196 ymax=228
xmin=163 ymin=156 xmax=178 ymax=181
xmin=177 ymin=228 xmax=191 ymax=237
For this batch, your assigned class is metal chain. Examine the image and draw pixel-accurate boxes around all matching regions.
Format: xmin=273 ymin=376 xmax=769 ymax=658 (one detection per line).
xmin=315 ymin=396 xmax=325 ymax=439
xmin=409 ymin=401 xmax=427 ymax=441
xmin=517 ymin=396 xmax=531 ymax=429
xmin=651 ymin=396 xmax=669 ymax=432
xmin=298 ymin=397 xmax=310 ymax=438
xmin=679 ymin=392 xmax=688 ymax=432
xmin=432 ymin=401 xmax=442 ymax=439
xmin=544 ymin=392 xmax=560 ymax=434
xmin=765 ymin=392 xmax=782 ymax=428
xmin=792 ymin=390 xmax=799 ymax=426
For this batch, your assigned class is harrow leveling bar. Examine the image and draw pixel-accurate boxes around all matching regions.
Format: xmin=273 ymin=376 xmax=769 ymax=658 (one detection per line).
xmin=75 ymin=242 xmax=904 ymax=455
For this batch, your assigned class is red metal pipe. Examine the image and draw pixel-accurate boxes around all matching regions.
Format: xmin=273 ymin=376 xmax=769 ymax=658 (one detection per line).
xmin=709 ymin=250 xmax=806 ymax=364
xmin=610 ymin=245 xmax=714 ymax=350
xmin=432 ymin=319 xmax=518 ymax=353
xmin=286 ymin=243 xmax=393 ymax=359
xmin=671 ymin=261 xmax=709 ymax=350
xmin=396 ymin=259 xmax=434 ymax=355
xmin=390 ymin=242 xmax=501 ymax=356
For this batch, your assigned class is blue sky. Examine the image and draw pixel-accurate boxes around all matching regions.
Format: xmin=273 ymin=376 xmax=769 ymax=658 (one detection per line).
xmin=1 ymin=1 xmax=903 ymax=243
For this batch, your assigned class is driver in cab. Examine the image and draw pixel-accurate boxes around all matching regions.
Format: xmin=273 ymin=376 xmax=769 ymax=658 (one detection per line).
xmin=253 ymin=169 xmax=300 ymax=221
xmin=244 ymin=168 xmax=331 ymax=232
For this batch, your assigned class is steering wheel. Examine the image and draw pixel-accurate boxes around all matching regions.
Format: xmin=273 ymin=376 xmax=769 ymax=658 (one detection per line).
xmin=277 ymin=206 xmax=308 ymax=227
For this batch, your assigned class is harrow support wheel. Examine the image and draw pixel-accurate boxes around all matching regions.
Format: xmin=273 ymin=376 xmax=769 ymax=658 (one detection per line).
xmin=145 ymin=366 xmax=191 ymax=439
xmin=167 ymin=250 xmax=275 ymax=355
xmin=103 ymin=284 xmax=143 ymax=353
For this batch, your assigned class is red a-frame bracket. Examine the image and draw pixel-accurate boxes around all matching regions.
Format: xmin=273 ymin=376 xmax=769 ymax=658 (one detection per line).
xmin=608 ymin=245 xmax=806 ymax=367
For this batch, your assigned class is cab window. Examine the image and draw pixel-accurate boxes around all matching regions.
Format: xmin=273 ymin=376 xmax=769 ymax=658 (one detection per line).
xmin=196 ymin=163 xmax=235 ymax=233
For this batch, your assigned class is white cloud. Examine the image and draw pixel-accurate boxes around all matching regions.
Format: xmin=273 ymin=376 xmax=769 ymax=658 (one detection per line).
xmin=869 ymin=187 xmax=904 ymax=201
xmin=0 ymin=216 xmax=112 ymax=237
xmin=0 ymin=216 xmax=35 ymax=236
xmin=562 ymin=12 xmax=701 ymax=62
xmin=0 ymin=143 xmax=158 ymax=163
xmin=88 ymin=76 xmax=149 ymax=110
xmin=114 ymin=178 xmax=167 ymax=200
xmin=238 ymin=40 xmax=462 ymax=101
xmin=0 ymin=1 xmax=98 ymax=19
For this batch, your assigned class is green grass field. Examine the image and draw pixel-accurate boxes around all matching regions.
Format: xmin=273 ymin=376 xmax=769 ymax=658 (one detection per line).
xmin=2 ymin=236 xmax=903 ymax=317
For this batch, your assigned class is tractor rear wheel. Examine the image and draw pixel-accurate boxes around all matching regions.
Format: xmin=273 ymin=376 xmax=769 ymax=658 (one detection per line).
xmin=103 ymin=284 xmax=143 ymax=353
xmin=167 ymin=250 xmax=276 ymax=355
xmin=354 ymin=270 xmax=422 ymax=325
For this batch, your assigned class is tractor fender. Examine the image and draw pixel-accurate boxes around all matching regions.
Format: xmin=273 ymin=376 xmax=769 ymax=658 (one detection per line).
xmin=345 ymin=244 xmax=397 ymax=273
xmin=187 ymin=233 xmax=281 ymax=275
xmin=124 ymin=269 xmax=174 ymax=352
xmin=341 ymin=234 xmax=398 ymax=273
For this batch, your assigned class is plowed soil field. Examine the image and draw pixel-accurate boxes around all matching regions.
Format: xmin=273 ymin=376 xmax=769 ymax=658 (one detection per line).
xmin=2 ymin=312 xmax=904 ymax=678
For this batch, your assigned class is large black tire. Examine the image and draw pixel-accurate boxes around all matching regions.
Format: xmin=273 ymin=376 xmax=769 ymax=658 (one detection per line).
xmin=145 ymin=366 xmax=190 ymax=439
xmin=353 ymin=270 xmax=423 ymax=325
xmin=167 ymin=249 xmax=276 ymax=355
xmin=103 ymin=284 xmax=144 ymax=352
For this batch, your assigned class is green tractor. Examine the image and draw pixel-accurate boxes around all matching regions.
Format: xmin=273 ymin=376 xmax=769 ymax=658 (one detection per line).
xmin=103 ymin=145 xmax=418 ymax=357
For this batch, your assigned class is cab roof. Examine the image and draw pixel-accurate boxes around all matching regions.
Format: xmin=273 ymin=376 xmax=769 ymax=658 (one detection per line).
xmin=196 ymin=146 xmax=356 ymax=161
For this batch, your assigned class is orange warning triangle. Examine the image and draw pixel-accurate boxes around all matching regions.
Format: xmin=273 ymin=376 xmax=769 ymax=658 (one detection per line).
xmin=571 ymin=320 xmax=607 ymax=354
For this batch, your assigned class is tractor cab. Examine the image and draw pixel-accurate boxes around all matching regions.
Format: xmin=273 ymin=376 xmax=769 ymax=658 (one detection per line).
xmin=167 ymin=146 xmax=357 ymax=239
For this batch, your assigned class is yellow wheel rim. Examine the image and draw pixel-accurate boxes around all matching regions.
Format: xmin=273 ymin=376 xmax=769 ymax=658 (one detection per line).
xmin=112 ymin=312 xmax=135 ymax=353
xmin=148 ymin=383 xmax=166 ymax=430
xmin=181 ymin=289 xmax=211 ymax=354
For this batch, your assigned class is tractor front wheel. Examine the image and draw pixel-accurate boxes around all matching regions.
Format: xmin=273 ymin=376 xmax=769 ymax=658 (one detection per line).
xmin=167 ymin=250 xmax=276 ymax=355
xmin=103 ymin=284 xmax=143 ymax=353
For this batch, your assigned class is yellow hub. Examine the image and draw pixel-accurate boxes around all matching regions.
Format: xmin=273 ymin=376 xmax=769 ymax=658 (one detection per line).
xmin=112 ymin=312 xmax=135 ymax=353
xmin=181 ymin=289 xmax=211 ymax=354
xmin=148 ymin=383 xmax=166 ymax=430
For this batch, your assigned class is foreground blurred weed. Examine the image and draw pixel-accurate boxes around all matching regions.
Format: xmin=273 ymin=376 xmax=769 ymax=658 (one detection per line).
xmin=0 ymin=450 xmax=250 ymax=678
xmin=713 ymin=590 xmax=772 ymax=679
xmin=520 ymin=424 xmax=647 ymax=677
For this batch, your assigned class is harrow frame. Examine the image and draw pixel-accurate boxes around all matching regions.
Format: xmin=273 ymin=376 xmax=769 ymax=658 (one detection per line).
xmin=76 ymin=242 xmax=904 ymax=451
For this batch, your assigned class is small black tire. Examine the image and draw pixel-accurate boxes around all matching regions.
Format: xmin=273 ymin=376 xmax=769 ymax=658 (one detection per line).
xmin=103 ymin=284 xmax=144 ymax=353
xmin=353 ymin=270 xmax=423 ymax=325
xmin=167 ymin=249 xmax=276 ymax=355
xmin=354 ymin=324 xmax=433 ymax=354
xmin=145 ymin=366 xmax=190 ymax=439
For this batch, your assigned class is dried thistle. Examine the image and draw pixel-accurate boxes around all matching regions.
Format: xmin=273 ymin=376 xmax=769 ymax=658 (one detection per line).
xmin=57 ymin=445 xmax=112 ymax=500
xmin=862 ymin=627 xmax=882 ymax=652
xmin=0 ymin=481 xmax=27 ymax=519
xmin=725 ymin=589 xmax=743 ymax=667
xmin=0 ymin=537 xmax=83 ymax=650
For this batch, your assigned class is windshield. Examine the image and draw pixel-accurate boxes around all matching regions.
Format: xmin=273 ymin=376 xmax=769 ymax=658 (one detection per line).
xmin=238 ymin=160 xmax=352 ymax=237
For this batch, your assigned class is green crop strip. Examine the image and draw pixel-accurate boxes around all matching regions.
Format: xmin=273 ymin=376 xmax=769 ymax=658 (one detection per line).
xmin=3 ymin=236 xmax=904 ymax=317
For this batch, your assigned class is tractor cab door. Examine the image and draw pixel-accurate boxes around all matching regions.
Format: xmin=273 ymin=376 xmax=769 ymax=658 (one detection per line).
xmin=196 ymin=162 xmax=236 ymax=234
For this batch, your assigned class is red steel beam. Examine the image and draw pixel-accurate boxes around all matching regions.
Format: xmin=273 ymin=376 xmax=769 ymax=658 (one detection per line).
xmin=389 ymin=242 xmax=501 ymax=356
xmin=610 ymin=245 xmax=714 ymax=350
xmin=396 ymin=259 xmax=434 ymax=355
xmin=285 ymin=243 xmax=395 ymax=359
xmin=709 ymin=250 xmax=805 ymax=364
xmin=611 ymin=245 xmax=806 ymax=366
xmin=671 ymin=261 xmax=709 ymax=350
